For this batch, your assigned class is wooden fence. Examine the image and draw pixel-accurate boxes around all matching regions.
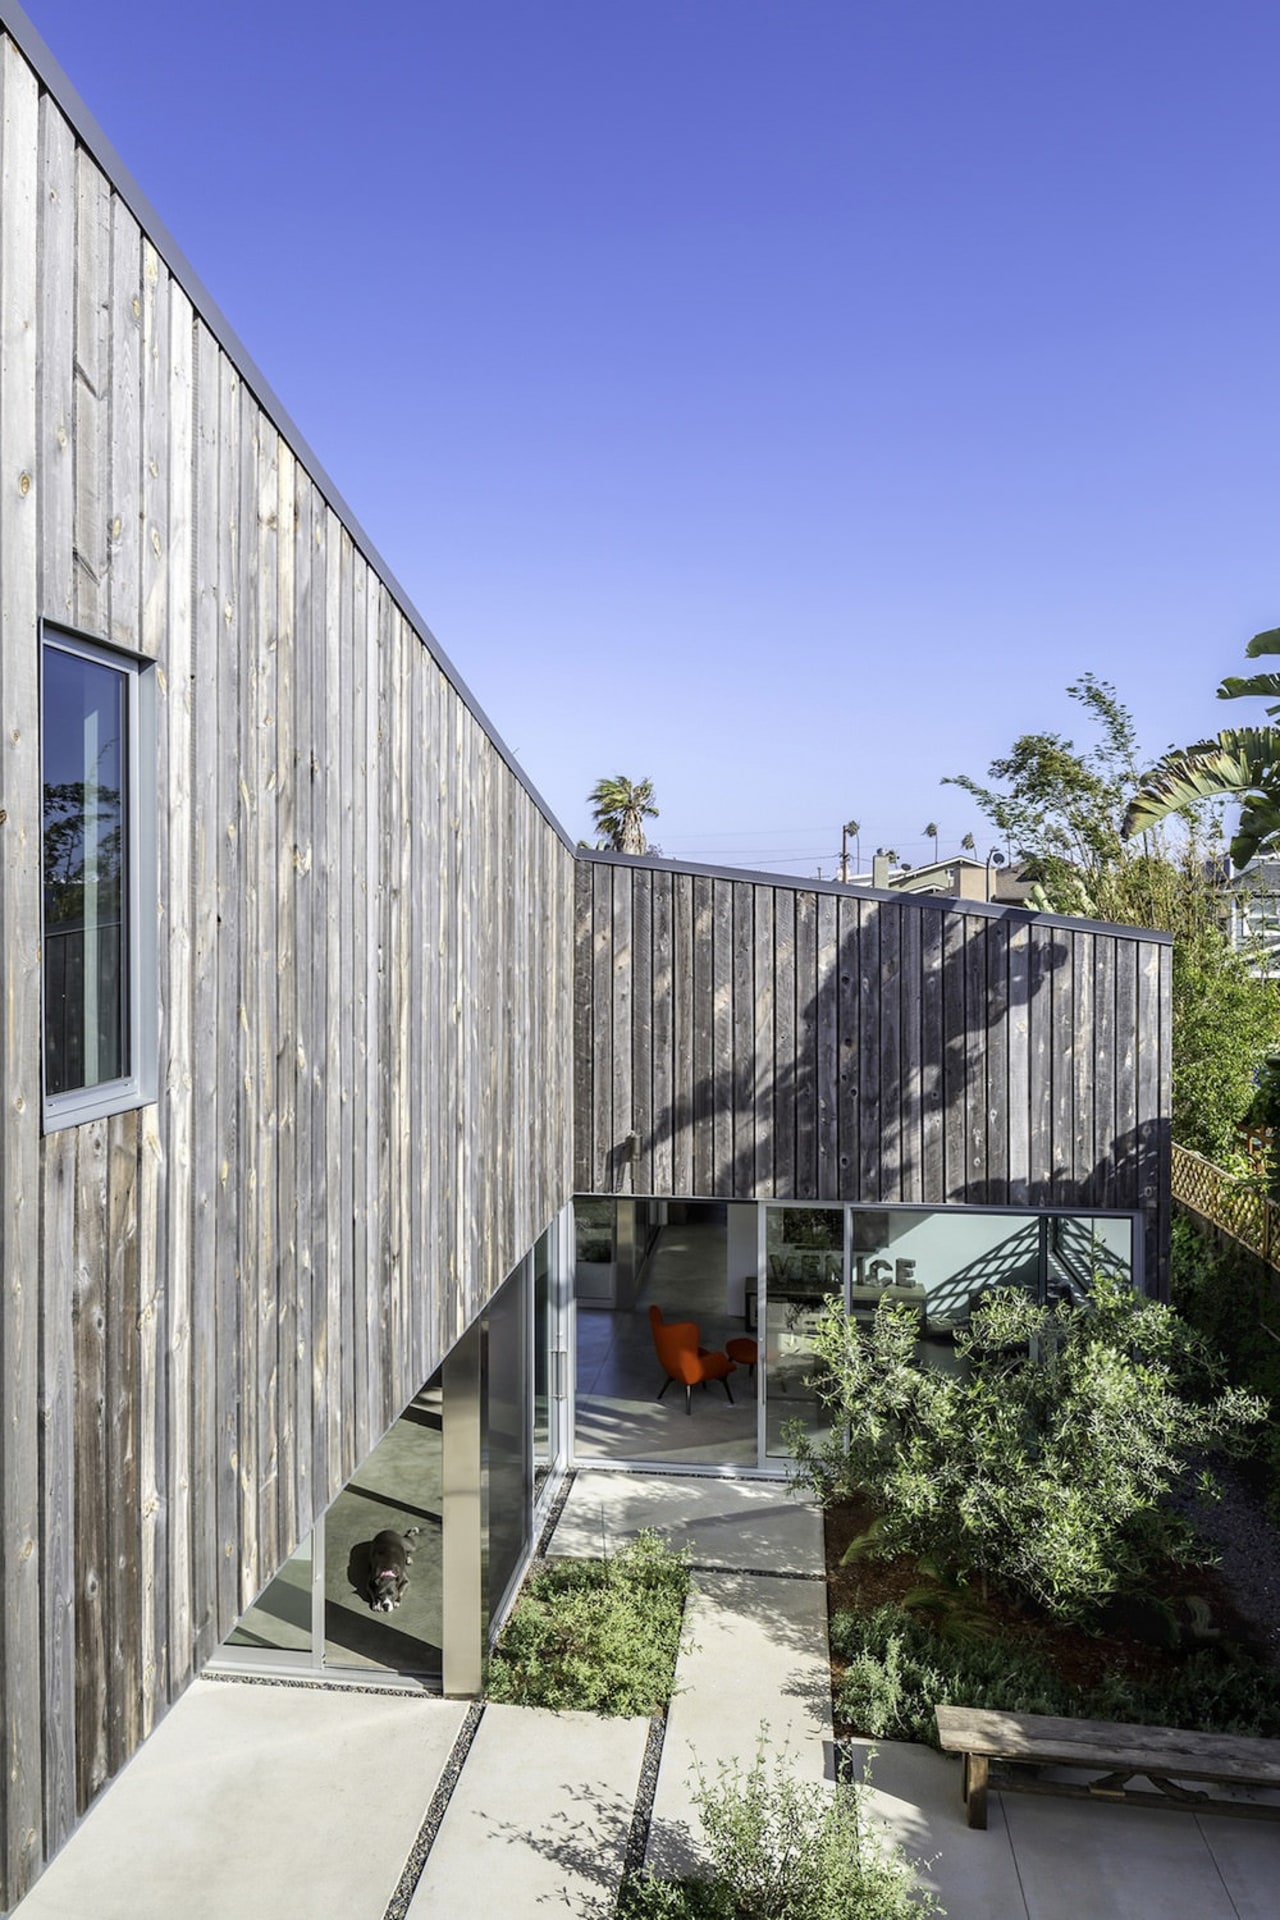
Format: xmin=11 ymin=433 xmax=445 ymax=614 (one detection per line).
xmin=1171 ymin=1142 xmax=1280 ymax=1271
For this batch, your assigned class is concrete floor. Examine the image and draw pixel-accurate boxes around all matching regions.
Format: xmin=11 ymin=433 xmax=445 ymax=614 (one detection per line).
xmin=224 ymin=1383 xmax=443 ymax=1677
xmin=575 ymin=1219 xmax=760 ymax=1466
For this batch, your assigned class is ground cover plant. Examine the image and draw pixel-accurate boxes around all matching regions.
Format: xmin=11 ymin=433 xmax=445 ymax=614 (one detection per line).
xmin=617 ymin=1746 xmax=937 ymax=1919
xmin=830 ymin=1596 xmax=1280 ymax=1747
xmin=789 ymin=1277 xmax=1266 ymax=1622
xmin=487 ymin=1529 xmax=689 ymax=1716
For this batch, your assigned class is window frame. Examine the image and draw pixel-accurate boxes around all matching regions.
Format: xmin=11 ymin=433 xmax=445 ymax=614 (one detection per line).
xmin=41 ymin=625 xmax=157 ymax=1133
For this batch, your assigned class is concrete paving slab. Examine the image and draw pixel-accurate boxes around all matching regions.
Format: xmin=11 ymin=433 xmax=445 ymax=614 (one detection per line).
xmin=407 ymin=1701 xmax=648 ymax=1917
xmin=1199 ymin=1815 xmax=1280 ymax=1920
xmin=647 ymin=1569 xmax=832 ymax=1877
xmin=551 ymin=1468 xmax=823 ymax=1574
xmin=12 ymin=1678 xmax=467 ymax=1920
xmin=841 ymin=1736 xmax=1029 ymax=1920
xmin=1001 ymin=1790 xmax=1244 ymax=1920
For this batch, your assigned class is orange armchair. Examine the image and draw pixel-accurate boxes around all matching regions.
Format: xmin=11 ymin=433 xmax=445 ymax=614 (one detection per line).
xmin=649 ymin=1304 xmax=736 ymax=1414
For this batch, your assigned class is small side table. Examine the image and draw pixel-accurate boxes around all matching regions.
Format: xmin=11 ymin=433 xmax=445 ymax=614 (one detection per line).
xmin=726 ymin=1335 xmax=758 ymax=1379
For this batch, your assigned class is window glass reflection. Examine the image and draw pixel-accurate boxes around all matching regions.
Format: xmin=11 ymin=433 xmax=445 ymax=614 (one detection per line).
xmin=43 ymin=646 xmax=128 ymax=1095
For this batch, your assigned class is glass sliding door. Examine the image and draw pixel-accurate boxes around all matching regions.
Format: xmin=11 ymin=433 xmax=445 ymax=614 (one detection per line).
xmin=224 ymin=1533 xmax=316 ymax=1662
xmin=572 ymin=1198 xmax=762 ymax=1469
xmin=484 ymin=1260 xmax=531 ymax=1630
xmin=763 ymin=1204 xmax=844 ymax=1461
xmin=219 ymin=1370 xmax=445 ymax=1684
xmin=322 ymin=1374 xmax=444 ymax=1677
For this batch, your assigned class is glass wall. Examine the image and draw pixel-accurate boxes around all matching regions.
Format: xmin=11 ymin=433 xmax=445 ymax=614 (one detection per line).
xmin=574 ymin=1199 xmax=759 ymax=1469
xmin=322 ymin=1374 xmax=444 ymax=1677
xmin=763 ymin=1206 xmax=843 ymax=1460
xmin=851 ymin=1210 xmax=1042 ymax=1334
xmin=484 ymin=1260 xmax=531 ymax=1628
xmin=222 ymin=1371 xmax=445 ymax=1680
xmin=215 ymin=1210 xmax=573 ymax=1688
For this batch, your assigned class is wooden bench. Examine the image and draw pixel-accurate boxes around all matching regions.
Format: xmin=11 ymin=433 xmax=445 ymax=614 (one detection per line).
xmin=935 ymin=1705 xmax=1280 ymax=1829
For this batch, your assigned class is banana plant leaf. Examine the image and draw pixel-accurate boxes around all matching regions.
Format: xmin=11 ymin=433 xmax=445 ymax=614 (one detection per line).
xmin=1123 ymin=725 xmax=1280 ymax=869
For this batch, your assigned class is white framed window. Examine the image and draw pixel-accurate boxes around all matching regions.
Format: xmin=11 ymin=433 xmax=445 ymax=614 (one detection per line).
xmin=41 ymin=627 xmax=156 ymax=1130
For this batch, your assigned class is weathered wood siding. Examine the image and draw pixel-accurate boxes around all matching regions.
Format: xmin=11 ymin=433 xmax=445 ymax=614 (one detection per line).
xmin=575 ymin=856 xmax=1171 ymax=1287
xmin=0 ymin=33 xmax=575 ymax=1910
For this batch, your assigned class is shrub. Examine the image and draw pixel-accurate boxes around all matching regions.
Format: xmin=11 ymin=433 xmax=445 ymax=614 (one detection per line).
xmin=789 ymin=1276 xmax=1266 ymax=1619
xmin=618 ymin=1744 xmax=937 ymax=1919
xmin=486 ymin=1529 xmax=689 ymax=1716
xmin=830 ymin=1603 xmax=1280 ymax=1745
xmin=831 ymin=1605 xmax=1069 ymax=1744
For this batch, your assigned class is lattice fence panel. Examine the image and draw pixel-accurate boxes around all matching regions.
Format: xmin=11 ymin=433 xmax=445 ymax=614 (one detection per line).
xmin=1172 ymin=1142 xmax=1280 ymax=1268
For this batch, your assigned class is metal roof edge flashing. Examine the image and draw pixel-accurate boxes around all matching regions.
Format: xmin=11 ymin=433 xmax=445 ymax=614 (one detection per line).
xmin=574 ymin=848 xmax=1175 ymax=944
xmin=0 ymin=4 xmax=576 ymax=855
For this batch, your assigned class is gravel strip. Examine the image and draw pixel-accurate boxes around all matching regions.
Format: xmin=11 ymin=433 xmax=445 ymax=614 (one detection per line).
xmin=380 ymin=1700 xmax=486 ymax=1920
xmin=1179 ymin=1460 xmax=1280 ymax=1659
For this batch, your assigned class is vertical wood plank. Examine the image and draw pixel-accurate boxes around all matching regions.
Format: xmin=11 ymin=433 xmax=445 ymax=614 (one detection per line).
xmin=919 ymin=907 xmax=945 ymax=1203
xmin=836 ymin=894 xmax=858 ymax=1203
xmin=732 ymin=883 xmax=755 ymax=1199
xmin=1115 ymin=935 xmax=1139 ymax=1214
xmin=632 ymin=870 xmax=653 ymax=1194
xmin=897 ymin=902 xmax=922 ymax=1203
xmin=611 ymin=866 xmax=634 ymax=1194
xmin=691 ymin=874 xmax=714 ymax=1196
xmin=35 ymin=87 xmax=78 ymax=1862
xmin=941 ymin=913 xmax=966 ymax=1202
xmin=0 ymin=41 xmax=43 ymax=1905
xmin=711 ymin=878 xmax=734 ymax=1192
xmin=984 ymin=917 xmax=1009 ymax=1206
xmin=1026 ymin=924 xmax=1055 ymax=1208
xmin=671 ymin=872 xmax=694 ymax=1196
xmin=963 ymin=914 xmax=987 ymax=1201
xmin=189 ymin=319 xmax=221 ymax=1669
xmin=72 ymin=1123 xmax=109 ymax=1814
xmin=1006 ymin=919 xmax=1031 ymax=1208
xmin=794 ymin=891 xmax=817 ymax=1197
xmin=572 ymin=860 xmax=595 ymax=1189
xmin=877 ymin=900 xmax=902 ymax=1203
xmin=773 ymin=890 xmax=796 ymax=1198
xmin=853 ymin=897 xmax=880 ymax=1202
xmin=104 ymin=1112 xmax=141 ymax=1772
xmin=290 ymin=472 xmax=315 ymax=1545
xmin=1072 ymin=929 xmax=1095 ymax=1209
xmin=591 ymin=861 xmax=613 ymax=1193
xmin=1093 ymin=936 xmax=1117 ymax=1209
xmin=650 ymin=869 xmax=674 ymax=1195
xmin=1050 ymin=924 xmax=1074 ymax=1202
xmin=274 ymin=444 xmax=298 ymax=1554
xmin=753 ymin=887 xmax=776 ymax=1201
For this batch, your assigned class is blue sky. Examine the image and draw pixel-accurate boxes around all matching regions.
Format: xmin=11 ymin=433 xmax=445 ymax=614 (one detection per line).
xmin=21 ymin=0 xmax=1280 ymax=875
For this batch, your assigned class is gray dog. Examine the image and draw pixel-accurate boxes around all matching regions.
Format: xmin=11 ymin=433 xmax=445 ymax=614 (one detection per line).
xmin=366 ymin=1526 xmax=421 ymax=1612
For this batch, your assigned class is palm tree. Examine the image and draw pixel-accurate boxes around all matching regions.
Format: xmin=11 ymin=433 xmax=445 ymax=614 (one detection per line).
xmin=1123 ymin=626 xmax=1280 ymax=869
xmin=923 ymin=821 xmax=939 ymax=863
xmin=960 ymin=832 xmax=976 ymax=855
xmin=588 ymin=775 xmax=659 ymax=855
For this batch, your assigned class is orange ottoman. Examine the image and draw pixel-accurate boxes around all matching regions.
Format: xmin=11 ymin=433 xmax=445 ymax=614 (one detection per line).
xmin=726 ymin=1336 xmax=758 ymax=1379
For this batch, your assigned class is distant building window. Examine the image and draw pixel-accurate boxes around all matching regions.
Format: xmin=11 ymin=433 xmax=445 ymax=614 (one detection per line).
xmin=41 ymin=630 xmax=156 ymax=1129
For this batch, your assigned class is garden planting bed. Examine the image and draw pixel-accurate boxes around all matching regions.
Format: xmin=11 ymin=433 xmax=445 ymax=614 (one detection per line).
xmin=823 ymin=1492 xmax=1280 ymax=1749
